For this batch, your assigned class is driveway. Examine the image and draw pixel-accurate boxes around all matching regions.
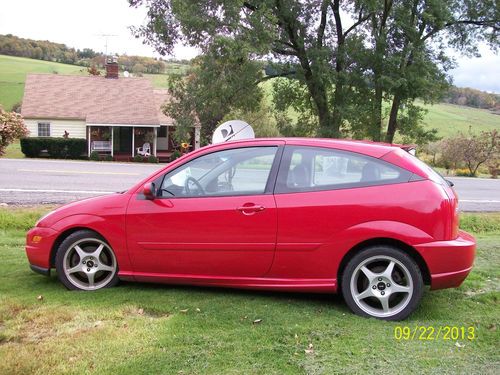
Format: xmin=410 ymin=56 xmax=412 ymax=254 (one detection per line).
xmin=0 ymin=158 xmax=499 ymax=211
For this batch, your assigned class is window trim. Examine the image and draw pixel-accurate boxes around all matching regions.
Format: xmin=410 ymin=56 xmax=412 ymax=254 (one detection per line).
xmin=150 ymin=145 xmax=284 ymax=200
xmin=274 ymin=145 xmax=412 ymax=194
xmin=37 ymin=122 xmax=51 ymax=137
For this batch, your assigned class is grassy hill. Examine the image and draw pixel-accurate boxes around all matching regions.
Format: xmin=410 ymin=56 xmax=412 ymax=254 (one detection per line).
xmin=0 ymin=55 xmax=86 ymax=111
xmin=1 ymin=54 xmax=499 ymax=137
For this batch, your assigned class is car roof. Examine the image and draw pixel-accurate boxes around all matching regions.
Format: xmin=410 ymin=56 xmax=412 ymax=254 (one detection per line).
xmin=211 ymin=137 xmax=399 ymax=158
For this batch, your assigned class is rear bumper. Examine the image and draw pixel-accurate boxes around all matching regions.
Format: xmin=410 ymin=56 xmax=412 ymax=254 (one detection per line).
xmin=415 ymin=230 xmax=476 ymax=290
xmin=25 ymin=226 xmax=59 ymax=273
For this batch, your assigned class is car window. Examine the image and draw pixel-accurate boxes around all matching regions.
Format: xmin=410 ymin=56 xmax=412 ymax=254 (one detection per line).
xmin=159 ymin=147 xmax=278 ymax=198
xmin=277 ymin=146 xmax=410 ymax=193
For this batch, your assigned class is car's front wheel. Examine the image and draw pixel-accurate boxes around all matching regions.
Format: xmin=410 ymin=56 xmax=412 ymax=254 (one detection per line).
xmin=341 ymin=246 xmax=423 ymax=320
xmin=55 ymin=230 xmax=119 ymax=291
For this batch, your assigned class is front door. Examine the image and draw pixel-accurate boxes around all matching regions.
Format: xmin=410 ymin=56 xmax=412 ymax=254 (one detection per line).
xmin=126 ymin=144 xmax=283 ymax=277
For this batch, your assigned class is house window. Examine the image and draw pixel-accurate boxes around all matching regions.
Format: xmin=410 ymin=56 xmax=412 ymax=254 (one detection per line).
xmin=158 ymin=126 xmax=167 ymax=137
xmin=37 ymin=122 xmax=51 ymax=137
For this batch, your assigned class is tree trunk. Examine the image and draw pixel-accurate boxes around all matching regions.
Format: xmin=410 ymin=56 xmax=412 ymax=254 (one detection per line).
xmin=385 ymin=94 xmax=401 ymax=143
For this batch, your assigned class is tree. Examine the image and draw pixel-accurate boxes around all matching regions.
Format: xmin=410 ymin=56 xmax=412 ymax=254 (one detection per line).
xmin=130 ymin=0 xmax=499 ymax=142
xmin=440 ymin=129 xmax=499 ymax=176
xmin=164 ymin=37 xmax=264 ymax=143
xmin=0 ymin=106 xmax=29 ymax=156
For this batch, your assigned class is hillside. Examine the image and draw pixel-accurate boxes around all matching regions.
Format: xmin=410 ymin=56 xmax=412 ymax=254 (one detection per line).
xmin=1 ymin=54 xmax=499 ymax=137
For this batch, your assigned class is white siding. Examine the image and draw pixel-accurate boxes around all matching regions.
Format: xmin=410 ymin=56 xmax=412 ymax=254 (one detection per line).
xmin=25 ymin=119 xmax=87 ymax=139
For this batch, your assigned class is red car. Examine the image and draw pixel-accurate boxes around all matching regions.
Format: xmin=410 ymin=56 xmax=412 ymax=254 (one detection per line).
xmin=26 ymin=138 xmax=475 ymax=320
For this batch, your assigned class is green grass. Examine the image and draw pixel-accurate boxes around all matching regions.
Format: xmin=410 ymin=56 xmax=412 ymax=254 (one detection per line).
xmin=0 ymin=55 xmax=86 ymax=111
xmin=2 ymin=140 xmax=24 ymax=159
xmin=0 ymin=207 xmax=499 ymax=374
xmin=421 ymin=102 xmax=500 ymax=137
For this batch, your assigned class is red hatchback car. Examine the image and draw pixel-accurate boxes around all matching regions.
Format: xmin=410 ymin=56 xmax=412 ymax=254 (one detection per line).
xmin=26 ymin=138 xmax=475 ymax=320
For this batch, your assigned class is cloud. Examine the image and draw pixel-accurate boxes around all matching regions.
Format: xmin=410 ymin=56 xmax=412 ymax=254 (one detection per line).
xmin=449 ymin=48 xmax=500 ymax=93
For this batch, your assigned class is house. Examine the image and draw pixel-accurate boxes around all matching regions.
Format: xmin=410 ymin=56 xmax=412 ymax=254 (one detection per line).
xmin=21 ymin=58 xmax=200 ymax=161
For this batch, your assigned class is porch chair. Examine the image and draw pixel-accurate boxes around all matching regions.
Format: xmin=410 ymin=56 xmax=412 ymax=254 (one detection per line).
xmin=136 ymin=142 xmax=151 ymax=157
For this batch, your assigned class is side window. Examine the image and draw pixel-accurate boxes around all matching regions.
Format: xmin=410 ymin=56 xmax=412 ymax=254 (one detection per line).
xmin=277 ymin=146 xmax=410 ymax=193
xmin=37 ymin=122 xmax=50 ymax=137
xmin=159 ymin=147 xmax=278 ymax=198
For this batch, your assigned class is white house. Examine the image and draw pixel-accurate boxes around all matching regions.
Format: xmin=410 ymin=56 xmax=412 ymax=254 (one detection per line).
xmin=21 ymin=59 xmax=200 ymax=161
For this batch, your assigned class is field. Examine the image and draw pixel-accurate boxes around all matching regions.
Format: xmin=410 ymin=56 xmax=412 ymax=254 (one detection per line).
xmin=0 ymin=207 xmax=499 ymax=374
xmin=0 ymin=55 xmax=86 ymax=111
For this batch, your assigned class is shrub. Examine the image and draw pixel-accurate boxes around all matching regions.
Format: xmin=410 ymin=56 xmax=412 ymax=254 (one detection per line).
xmin=1 ymin=107 xmax=29 ymax=156
xmin=103 ymin=155 xmax=114 ymax=161
xmin=170 ymin=150 xmax=181 ymax=162
xmin=147 ymin=155 xmax=159 ymax=163
xmin=89 ymin=151 xmax=100 ymax=161
xmin=455 ymin=168 xmax=474 ymax=177
xmin=132 ymin=154 xmax=144 ymax=162
xmin=21 ymin=137 xmax=86 ymax=159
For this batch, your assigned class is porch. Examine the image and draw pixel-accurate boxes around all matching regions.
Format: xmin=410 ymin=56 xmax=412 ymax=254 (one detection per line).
xmin=86 ymin=124 xmax=200 ymax=162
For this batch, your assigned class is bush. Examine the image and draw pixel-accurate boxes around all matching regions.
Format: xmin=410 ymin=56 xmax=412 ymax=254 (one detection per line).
xmin=147 ymin=155 xmax=159 ymax=163
xmin=89 ymin=151 xmax=100 ymax=161
xmin=132 ymin=154 xmax=144 ymax=162
xmin=21 ymin=138 xmax=86 ymax=159
xmin=455 ymin=168 xmax=474 ymax=177
xmin=103 ymin=155 xmax=114 ymax=161
xmin=170 ymin=150 xmax=181 ymax=162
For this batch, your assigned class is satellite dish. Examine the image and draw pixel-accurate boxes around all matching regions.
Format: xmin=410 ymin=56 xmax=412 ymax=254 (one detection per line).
xmin=123 ymin=71 xmax=130 ymax=78
xmin=212 ymin=120 xmax=255 ymax=144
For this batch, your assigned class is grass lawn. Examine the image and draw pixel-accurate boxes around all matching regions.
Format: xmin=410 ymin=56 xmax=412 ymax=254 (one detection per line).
xmin=2 ymin=140 xmax=24 ymax=159
xmin=0 ymin=207 xmax=498 ymax=374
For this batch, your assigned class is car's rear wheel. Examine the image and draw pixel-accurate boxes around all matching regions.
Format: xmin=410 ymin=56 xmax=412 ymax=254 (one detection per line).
xmin=341 ymin=246 xmax=423 ymax=320
xmin=55 ymin=230 xmax=118 ymax=291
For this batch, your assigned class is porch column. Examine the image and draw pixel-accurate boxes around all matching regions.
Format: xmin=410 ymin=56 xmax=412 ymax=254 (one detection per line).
xmin=194 ymin=126 xmax=201 ymax=150
xmin=87 ymin=126 xmax=91 ymax=157
xmin=153 ymin=127 xmax=157 ymax=156
xmin=131 ymin=127 xmax=135 ymax=157
xmin=110 ymin=126 xmax=114 ymax=157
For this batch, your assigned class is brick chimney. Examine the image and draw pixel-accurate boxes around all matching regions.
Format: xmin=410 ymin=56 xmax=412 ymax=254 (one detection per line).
xmin=105 ymin=56 xmax=119 ymax=79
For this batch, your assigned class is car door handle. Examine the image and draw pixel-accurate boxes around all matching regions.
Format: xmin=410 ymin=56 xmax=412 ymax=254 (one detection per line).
xmin=236 ymin=204 xmax=266 ymax=215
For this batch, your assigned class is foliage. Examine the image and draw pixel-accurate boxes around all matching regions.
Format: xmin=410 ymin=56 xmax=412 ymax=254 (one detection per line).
xmin=444 ymin=86 xmax=500 ymax=110
xmin=133 ymin=154 xmax=145 ymax=162
xmin=0 ymin=106 xmax=28 ymax=156
xmin=164 ymin=36 xmax=264 ymax=144
xmin=130 ymin=0 xmax=499 ymax=144
xmin=20 ymin=137 xmax=86 ymax=159
xmin=87 ymin=65 xmax=101 ymax=76
xmin=222 ymin=102 xmax=281 ymax=138
xmin=89 ymin=151 xmax=100 ymax=161
xmin=440 ymin=129 xmax=499 ymax=176
xmin=147 ymin=155 xmax=159 ymax=163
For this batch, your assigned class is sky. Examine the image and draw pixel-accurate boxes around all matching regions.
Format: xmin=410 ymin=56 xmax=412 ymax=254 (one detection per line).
xmin=0 ymin=0 xmax=498 ymax=93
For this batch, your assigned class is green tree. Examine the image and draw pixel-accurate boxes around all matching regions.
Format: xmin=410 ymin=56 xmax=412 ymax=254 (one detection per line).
xmin=164 ymin=37 xmax=264 ymax=144
xmin=130 ymin=0 xmax=498 ymax=142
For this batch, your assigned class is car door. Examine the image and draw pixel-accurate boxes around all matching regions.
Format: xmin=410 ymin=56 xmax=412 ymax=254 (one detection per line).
xmin=126 ymin=143 xmax=284 ymax=278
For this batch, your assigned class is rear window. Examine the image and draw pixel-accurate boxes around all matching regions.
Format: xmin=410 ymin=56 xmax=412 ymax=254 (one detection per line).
xmin=406 ymin=153 xmax=448 ymax=185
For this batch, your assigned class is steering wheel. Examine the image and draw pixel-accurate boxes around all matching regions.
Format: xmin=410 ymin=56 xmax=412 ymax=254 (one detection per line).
xmin=184 ymin=176 xmax=205 ymax=196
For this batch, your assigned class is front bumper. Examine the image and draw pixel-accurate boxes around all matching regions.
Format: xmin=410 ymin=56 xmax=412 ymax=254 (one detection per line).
xmin=25 ymin=226 xmax=59 ymax=275
xmin=415 ymin=230 xmax=476 ymax=290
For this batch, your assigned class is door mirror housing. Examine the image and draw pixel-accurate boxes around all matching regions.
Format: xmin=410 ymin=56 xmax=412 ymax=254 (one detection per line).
xmin=143 ymin=182 xmax=156 ymax=200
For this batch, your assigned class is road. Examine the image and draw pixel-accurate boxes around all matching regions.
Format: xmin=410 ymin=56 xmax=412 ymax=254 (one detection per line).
xmin=1 ymin=158 xmax=499 ymax=211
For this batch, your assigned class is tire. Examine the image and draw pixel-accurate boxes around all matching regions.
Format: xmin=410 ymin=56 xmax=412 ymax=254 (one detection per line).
xmin=55 ymin=230 xmax=119 ymax=291
xmin=341 ymin=246 xmax=423 ymax=321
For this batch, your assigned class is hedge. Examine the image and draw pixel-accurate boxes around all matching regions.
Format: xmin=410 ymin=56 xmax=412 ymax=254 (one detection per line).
xmin=20 ymin=138 xmax=87 ymax=159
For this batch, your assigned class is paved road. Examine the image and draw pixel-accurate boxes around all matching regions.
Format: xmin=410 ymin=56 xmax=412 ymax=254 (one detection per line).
xmin=1 ymin=158 xmax=499 ymax=211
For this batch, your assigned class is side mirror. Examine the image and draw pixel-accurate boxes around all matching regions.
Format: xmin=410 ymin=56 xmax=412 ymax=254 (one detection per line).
xmin=143 ymin=182 xmax=156 ymax=200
